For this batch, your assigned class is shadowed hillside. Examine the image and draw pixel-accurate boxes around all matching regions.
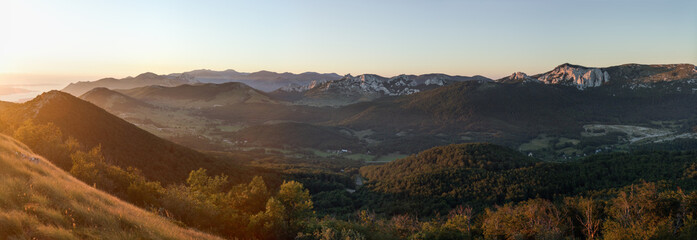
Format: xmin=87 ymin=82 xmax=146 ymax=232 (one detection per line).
xmin=0 ymin=91 xmax=245 ymax=183
xmin=61 ymin=72 xmax=196 ymax=97
xmin=116 ymin=82 xmax=278 ymax=108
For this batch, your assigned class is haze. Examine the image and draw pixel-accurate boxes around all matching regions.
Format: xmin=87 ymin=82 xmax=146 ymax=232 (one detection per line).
xmin=1 ymin=0 xmax=696 ymax=85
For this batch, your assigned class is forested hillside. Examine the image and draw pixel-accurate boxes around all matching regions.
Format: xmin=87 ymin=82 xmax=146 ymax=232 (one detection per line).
xmin=358 ymin=143 xmax=697 ymax=217
xmin=0 ymin=91 xmax=248 ymax=183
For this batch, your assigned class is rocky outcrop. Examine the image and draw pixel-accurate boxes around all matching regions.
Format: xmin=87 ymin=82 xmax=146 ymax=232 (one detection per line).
xmin=278 ymin=80 xmax=328 ymax=92
xmin=497 ymin=63 xmax=697 ymax=90
xmin=537 ymin=63 xmax=610 ymax=89
xmin=293 ymin=73 xmax=488 ymax=106
xmin=300 ymin=73 xmax=489 ymax=98
xmin=510 ymin=72 xmax=529 ymax=80
xmin=498 ymin=72 xmax=541 ymax=84
xmin=311 ymin=74 xmax=422 ymax=96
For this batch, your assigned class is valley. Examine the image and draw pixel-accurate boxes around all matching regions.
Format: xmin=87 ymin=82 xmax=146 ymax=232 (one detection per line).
xmin=71 ymin=63 xmax=697 ymax=164
xmin=2 ymin=62 xmax=697 ymax=239
xmin=4 ymin=1 xmax=695 ymax=238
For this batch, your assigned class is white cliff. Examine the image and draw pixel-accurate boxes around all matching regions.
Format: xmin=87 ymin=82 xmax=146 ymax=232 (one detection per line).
xmin=537 ymin=64 xmax=610 ymax=89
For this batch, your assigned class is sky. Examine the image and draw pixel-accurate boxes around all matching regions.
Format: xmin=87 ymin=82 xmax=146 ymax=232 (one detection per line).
xmin=1 ymin=0 xmax=696 ymax=87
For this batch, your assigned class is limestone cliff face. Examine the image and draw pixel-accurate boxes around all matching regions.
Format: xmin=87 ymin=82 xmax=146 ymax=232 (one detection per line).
xmin=510 ymin=72 xmax=529 ymax=80
xmin=537 ymin=63 xmax=610 ymax=89
xmin=498 ymin=63 xmax=697 ymax=90
xmin=496 ymin=72 xmax=541 ymax=84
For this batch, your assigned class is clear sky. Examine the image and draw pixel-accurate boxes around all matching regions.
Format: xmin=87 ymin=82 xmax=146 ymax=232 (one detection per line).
xmin=1 ymin=0 xmax=696 ymax=85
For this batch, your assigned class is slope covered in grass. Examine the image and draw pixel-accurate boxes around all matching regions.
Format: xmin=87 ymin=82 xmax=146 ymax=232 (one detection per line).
xmin=0 ymin=133 xmax=222 ymax=239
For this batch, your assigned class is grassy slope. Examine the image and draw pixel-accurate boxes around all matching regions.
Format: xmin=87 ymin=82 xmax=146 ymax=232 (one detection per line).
xmin=0 ymin=133 xmax=222 ymax=240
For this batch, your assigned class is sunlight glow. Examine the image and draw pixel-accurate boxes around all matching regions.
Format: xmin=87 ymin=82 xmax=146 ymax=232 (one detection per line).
xmin=1 ymin=0 xmax=696 ymax=81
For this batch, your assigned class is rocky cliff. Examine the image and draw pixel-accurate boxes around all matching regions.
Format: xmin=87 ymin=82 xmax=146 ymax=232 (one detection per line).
xmin=536 ymin=63 xmax=610 ymax=89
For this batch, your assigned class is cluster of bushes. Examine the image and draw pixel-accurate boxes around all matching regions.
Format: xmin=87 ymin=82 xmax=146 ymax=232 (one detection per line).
xmin=481 ymin=183 xmax=697 ymax=240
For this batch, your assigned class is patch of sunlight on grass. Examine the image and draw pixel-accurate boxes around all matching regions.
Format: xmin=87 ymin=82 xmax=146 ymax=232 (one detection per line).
xmin=0 ymin=133 xmax=225 ymax=240
xmin=35 ymin=225 xmax=77 ymax=240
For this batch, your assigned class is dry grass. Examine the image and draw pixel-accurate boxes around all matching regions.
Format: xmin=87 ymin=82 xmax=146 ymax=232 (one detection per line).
xmin=0 ymin=134 xmax=223 ymax=240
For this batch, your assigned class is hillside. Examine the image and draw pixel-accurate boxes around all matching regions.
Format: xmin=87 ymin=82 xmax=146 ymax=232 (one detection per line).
xmin=362 ymin=143 xmax=536 ymax=181
xmin=0 ymin=91 xmax=245 ymax=183
xmin=80 ymin=87 xmax=154 ymax=113
xmin=62 ymin=72 xmax=196 ymax=97
xmin=116 ymin=82 xmax=277 ymax=108
xmin=358 ymin=143 xmax=697 ymax=216
xmin=0 ymin=133 xmax=221 ymax=239
xmin=230 ymin=122 xmax=364 ymax=151
xmin=336 ymin=71 xmax=697 ymax=152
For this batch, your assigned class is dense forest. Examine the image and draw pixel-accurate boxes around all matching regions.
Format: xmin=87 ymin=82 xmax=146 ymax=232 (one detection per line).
xmin=5 ymin=116 xmax=697 ymax=239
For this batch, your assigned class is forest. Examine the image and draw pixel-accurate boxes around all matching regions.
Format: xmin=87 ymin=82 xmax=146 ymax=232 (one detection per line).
xmin=4 ymin=119 xmax=697 ymax=239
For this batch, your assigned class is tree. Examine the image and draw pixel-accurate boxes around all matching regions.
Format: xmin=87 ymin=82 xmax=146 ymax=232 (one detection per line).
xmin=251 ymin=181 xmax=316 ymax=239
xmin=13 ymin=120 xmax=73 ymax=169
xmin=445 ymin=205 xmax=474 ymax=234
xmin=229 ymin=176 xmax=270 ymax=214
xmin=603 ymin=183 xmax=671 ymax=240
xmin=127 ymin=179 xmax=164 ymax=207
xmin=390 ymin=214 xmax=419 ymax=239
xmin=276 ymin=180 xmax=315 ymax=238
xmin=186 ymin=168 xmax=229 ymax=195
xmin=579 ymin=198 xmax=602 ymax=240
xmin=70 ymin=146 xmax=104 ymax=187
xmin=482 ymin=199 xmax=564 ymax=239
xmin=250 ymin=197 xmax=287 ymax=240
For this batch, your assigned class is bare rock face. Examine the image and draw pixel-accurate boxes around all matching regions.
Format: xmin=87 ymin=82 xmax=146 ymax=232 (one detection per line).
xmin=537 ymin=63 xmax=610 ymax=89
xmin=497 ymin=72 xmax=541 ymax=84
xmin=424 ymin=77 xmax=447 ymax=86
xmin=279 ymin=80 xmax=327 ymax=92
xmin=510 ymin=72 xmax=529 ymax=80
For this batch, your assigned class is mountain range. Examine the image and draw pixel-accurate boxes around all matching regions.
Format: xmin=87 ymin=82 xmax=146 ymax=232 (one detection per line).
xmin=5 ymin=62 xmax=697 ymax=239
xmin=498 ymin=63 xmax=697 ymax=89
xmin=70 ymin=63 xmax=697 ymax=161
xmin=277 ymin=73 xmax=491 ymax=106
xmin=169 ymin=69 xmax=343 ymax=92
xmin=62 ymin=72 xmax=197 ymax=97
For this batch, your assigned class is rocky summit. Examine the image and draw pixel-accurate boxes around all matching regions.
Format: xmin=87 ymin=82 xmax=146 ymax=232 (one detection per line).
xmin=537 ymin=63 xmax=610 ymax=89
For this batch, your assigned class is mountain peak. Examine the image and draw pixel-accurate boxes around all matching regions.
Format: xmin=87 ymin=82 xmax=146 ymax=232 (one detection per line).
xmin=538 ymin=64 xmax=609 ymax=89
xmin=135 ymin=72 xmax=160 ymax=79
xmin=510 ymin=72 xmax=529 ymax=80
xmin=554 ymin=63 xmax=594 ymax=70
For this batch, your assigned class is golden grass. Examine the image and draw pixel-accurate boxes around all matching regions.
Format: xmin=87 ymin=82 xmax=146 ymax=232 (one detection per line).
xmin=0 ymin=134 xmax=223 ymax=240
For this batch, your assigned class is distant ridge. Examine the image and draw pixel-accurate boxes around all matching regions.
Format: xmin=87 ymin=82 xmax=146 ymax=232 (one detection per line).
xmin=497 ymin=63 xmax=697 ymax=89
xmin=276 ymin=73 xmax=491 ymax=106
xmin=168 ymin=69 xmax=343 ymax=92
xmin=62 ymin=72 xmax=196 ymax=96
xmin=114 ymin=82 xmax=277 ymax=108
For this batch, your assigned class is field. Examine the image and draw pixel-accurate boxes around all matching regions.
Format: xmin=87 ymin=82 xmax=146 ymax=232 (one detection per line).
xmin=518 ymin=122 xmax=697 ymax=161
